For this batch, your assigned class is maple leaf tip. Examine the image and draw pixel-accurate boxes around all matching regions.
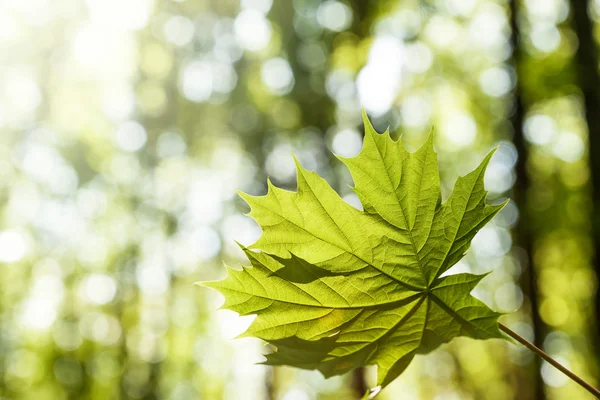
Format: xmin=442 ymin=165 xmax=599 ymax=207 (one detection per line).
xmin=291 ymin=153 xmax=304 ymax=170
xmin=236 ymin=189 xmax=252 ymax=202
xmin=361 ymin=107 xmax=368 ymax=119
xmin=196 ymin=279 xmax=220 ymax=291
xmin=424 ymin=131 xmax=435 ymax=144
xmin=332 ymin=150 xmax=348 ymax=162
xmin=412 ymin=132 xmax=435 ymax=154
xmin=361 ymin=108 xmax=376 ymax=131
xmin=483 ymin=146 xmax=499 ymax=162
xmin=234 ymin=240 xmax=248 ymax=251
xmin=291 ymin=154 xmax=314 ymax=180
xmin=234 ymin=329 xmax=252 ymax=339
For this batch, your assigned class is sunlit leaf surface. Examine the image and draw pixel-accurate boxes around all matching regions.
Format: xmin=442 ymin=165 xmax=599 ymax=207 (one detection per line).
xmin=204 ymin=113 xmax=508 ymax=390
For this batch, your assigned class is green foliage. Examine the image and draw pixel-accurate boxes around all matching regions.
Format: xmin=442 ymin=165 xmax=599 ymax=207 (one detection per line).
xmin=203 ymin=113 xmax=508 ymax=391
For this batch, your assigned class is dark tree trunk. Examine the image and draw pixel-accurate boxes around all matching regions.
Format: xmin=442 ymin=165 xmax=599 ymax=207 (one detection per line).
xmin=351 ymin=368 xmax=368 ymax=398
xmin=509 ymin=1 xmax=546 ymax=399
xmin=570 ymin=1 xmax=600 ymax=365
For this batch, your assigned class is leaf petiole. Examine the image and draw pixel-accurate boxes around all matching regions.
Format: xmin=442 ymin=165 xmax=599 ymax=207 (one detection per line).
xmin=499 ymin=322 xmax=600 ymax=398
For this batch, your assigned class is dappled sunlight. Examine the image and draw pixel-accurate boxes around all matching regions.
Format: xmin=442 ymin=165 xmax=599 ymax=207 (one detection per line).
xmin=0 ymin=0 xmax=597 ymax=398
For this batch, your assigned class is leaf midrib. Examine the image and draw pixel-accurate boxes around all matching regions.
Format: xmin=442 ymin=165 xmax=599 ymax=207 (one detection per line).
xmin=429 ymin=292 xmax=497 ymax=338
xmin=220 ymin=285 xmax=424 ymax=310
xmin=371 ymin=138 xmax=428 ymax=287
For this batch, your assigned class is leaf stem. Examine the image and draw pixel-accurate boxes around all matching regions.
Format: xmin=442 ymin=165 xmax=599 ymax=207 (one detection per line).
xmin=499 ymin=322 xmax=600 ymax=398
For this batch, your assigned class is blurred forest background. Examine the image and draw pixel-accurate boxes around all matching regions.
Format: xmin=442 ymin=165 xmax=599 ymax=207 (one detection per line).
xmin=1 ymin=0 xmax=600 ymax=399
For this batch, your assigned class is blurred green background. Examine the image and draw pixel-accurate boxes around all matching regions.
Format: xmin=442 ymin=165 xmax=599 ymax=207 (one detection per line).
xmin=1 ymin=0 xmax=600 ymax=399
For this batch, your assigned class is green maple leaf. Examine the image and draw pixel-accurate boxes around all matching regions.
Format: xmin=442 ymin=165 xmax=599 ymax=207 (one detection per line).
xmin=202 ymin=112 xmax=508 ymax=392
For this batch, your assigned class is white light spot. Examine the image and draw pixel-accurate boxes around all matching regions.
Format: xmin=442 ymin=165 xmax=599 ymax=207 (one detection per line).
xmin=191 ymin=226 xmax=221 ymax=261
xmin=0 ymin=12 xmax=20 ymax=43
xmin=468 ymin=5 xmax=507 ymax=48
xmin=526 ymin=0 xmax=569 ymax=23
xmin=20 ymin=275 xmax=64 ymax=331
xmin=445 ymin=0 xmax=478 ymax=17
xmin=213 ymin=33 xmax=244 ymax=64
xmin=473 ymin=226 xmax=512 ymax=258
xmin=266 ymin=144 xmax=296 ymax=182
xmin=524 ymin=114 xmax=558 ymax=145
xmin=261 ymin=58 xmax=294 ymax=95
xmin=541 ymin=357 xmax=569 ymax=387
xmin=317 ymin=1 xmax=353 ymax=32
xmin=553 ymin=132 xmax=585 ymax=163
xmin=110 ymin=155 xmax=141 ymax=184
xmin=77 ymin=188 xmax=108 ymax=219
xmin=530 ymin=23 xmax=561 ymax=53
xmin=479 ymin=67 xmax=513 ymax=97
xmin=494 ymin=282 xmax=523 ymax=312
xmin=282 ymin=388 xmax=311 ymax=400
xmin=114 ymin=121 xmax=147 ymax=152
xmin=377 ymin=10 xmax=422 ymax=39
xmin=357 ymin=36 xmax=404 ymax=116
xmin=443 ymin=113 xmax=477 ymax=147
xmin=164 ymin=16 xmax=195 ymax=47
xmin=21 ymin=298 xmax=57 ymax=330
xmin=72 ymin=25 xmax=135 ymax=78
xmin=85 ymin=0 xmax=153 ymax=31
xmin=101 ymin=85 xmax=135 ymax=121
xmin=241 ymin=0 xmax=273 ymax=14
xmin=79 ymin=312 xmax=122 ymax=345
xmin=0 ymin=231 xmax=26 ymax=263
xmin=217 ymin=310 xmax=255 ymax=340
xmin=404 ymin=42 xmax=433 ymax=74
xmin=332 ymin=129 xmax=362 ymax=157
xmin=137 ymin=265 xmax=170 ymax=296
xmin=181 ymin=61 xmax=213 ymax=102
xmin=221 ymin=214 xmax=261 ymax=259
xmin=187 ymin=172 xmax=224 ymax=224
xmin=493 ymin=141 xmax=519 ymax=168
xmin=401 ymin=95 xmax=431 ymax=127
xmin=544 ymin=331 xmax=572 ymax=355
xmin=425 ymin=16 xmax=460 ymax=48
xmin=5 ymin=73 xmax=41 ymax=114
xmin=211 ymin=63 xmax=238 ymax=94
xmin=485 ymin=162 xmax=516 ymax=193
xmin=157 ymin=132 xmax=186 ymax=158
xmin=78 ymin=274 xmax=117 ymax=305
xmin=234 ymin=10 xmax=271 ymax=52
xmin=325 ymin=69 xmax=356 ymax=103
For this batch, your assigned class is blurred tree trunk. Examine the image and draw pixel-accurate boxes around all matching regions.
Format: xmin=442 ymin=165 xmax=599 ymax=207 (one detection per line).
xmin=351 ymin=368 xmax=368 ymax=399
xmin=570 ymin=0 xmax=600 ymax=365
xmin=509 ymin=1 xmax=545 ymax=399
